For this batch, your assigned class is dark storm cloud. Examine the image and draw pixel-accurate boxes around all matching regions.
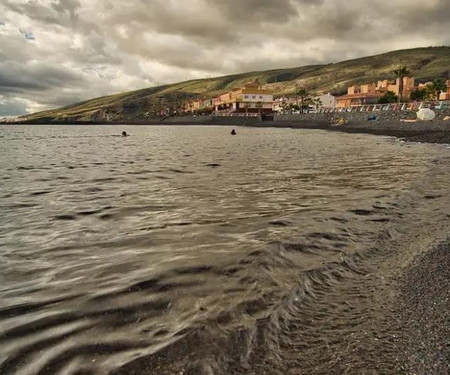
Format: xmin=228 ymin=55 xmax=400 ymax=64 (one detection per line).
xmin=100 ymin=0 xmax=450 ymax=70
xmin=0 ymin=61 xmax=83 ymax=92
xmin=0 ymin=0 xmax=448 ymax=116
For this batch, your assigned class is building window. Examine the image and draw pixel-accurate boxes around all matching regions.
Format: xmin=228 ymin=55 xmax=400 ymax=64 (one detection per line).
xmin=244 ymin=95 xmax=248 ymax=99
xmin=252 ymin=95 xmax=256 ymax=99
xmin=259 ymin=96 xmax=263 ymax=99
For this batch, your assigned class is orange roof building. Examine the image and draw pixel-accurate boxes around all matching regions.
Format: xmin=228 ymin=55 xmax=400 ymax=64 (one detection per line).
xmin=337 ymin=77 xmax=417 ymax=108
xmin=336 ymin=84 xmax=383 ymax=108
xmin=213 ymin=84 xmax=274 ymax=113
xmin=377 ymin=77 xmax=415 ymax=99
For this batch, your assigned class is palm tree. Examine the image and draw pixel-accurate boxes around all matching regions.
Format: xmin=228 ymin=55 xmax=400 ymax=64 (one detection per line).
xmin=426 ymin=78 xmax=446 ymax=100
xmin=295 ymin=86 xmax=311 ymax=113
xmin=393 ymin=65 xmax=411 ymax=103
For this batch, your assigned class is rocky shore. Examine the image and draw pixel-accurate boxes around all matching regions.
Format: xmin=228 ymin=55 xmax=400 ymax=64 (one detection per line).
xmin=269 ymin=120 xmax=450 ymax=144
xmin=277 ymin=121 xmax=450 ymax=144
xmin=264 ymin=110 xmax=450 ymax=144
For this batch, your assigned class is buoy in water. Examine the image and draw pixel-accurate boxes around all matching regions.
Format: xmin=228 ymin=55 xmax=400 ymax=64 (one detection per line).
xmin=122 ymin=131 xmax=128 ymax=137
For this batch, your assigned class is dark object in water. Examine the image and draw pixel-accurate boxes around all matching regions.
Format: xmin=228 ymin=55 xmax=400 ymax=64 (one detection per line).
xmin=231 ymin=129 xmax=236 ymax=135
xmin=122 ymin=131 xmax=128 ymax=137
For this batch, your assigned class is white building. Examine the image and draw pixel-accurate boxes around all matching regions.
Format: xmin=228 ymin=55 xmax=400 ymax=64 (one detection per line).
xmin=214 ymin=84 xmax=274 ymax=114
xmin=315 ymin=93 xmax=336 ymax=109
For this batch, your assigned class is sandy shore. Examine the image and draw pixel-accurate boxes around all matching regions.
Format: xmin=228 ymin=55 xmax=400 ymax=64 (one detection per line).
xmin=256 ymin=118 xmax=450 ymax=144
xmin=396 ymin=240 xmax=450 ymax=374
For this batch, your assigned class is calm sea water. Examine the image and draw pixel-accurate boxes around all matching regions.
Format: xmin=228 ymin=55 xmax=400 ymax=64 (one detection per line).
xmin=0 ymin=125 xmax=449 ymax=374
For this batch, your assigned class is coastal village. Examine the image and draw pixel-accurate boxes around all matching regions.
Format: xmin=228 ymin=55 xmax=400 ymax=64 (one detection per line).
xmin=2 ymin=75 xmax=450 ymax=124
xmin=3 ymin=48 xmax=450 ymax=125
xmin=180 ymin=76 xmax=450 ymax=117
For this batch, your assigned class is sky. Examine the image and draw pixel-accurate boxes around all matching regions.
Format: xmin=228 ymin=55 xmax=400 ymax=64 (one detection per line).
xmin=1 ymin=0 xmax=449 ymax=116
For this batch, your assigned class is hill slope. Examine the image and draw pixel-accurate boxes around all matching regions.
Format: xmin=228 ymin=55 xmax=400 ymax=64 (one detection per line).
xmin=22 ymin=46 xmax=450 ymax=122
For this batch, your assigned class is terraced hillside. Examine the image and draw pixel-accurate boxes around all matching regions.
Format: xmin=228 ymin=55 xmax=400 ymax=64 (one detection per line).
xmin=21 ymin=46 xmax=450 ymax=123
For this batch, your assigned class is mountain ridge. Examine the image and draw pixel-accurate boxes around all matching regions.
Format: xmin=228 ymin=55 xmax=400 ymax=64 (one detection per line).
xmin=22 ymin=46 xmax=450 ymax=122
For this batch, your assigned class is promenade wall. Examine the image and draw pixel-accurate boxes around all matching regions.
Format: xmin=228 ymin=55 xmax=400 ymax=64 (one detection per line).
xmin=275 ymin=109 xmax=450 ymax=124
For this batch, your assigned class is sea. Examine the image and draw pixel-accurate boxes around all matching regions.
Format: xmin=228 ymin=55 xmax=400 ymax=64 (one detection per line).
xmin=0 ymin=125 xmax=449 ymax=374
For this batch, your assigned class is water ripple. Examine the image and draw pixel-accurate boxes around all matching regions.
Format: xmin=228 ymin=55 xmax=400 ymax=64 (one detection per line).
xmin=0 ymin=125 xmax=449 ymax=374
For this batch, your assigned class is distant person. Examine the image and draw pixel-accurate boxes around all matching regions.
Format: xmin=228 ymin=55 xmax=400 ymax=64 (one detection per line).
xmin=122 ymin=131 xmax=128 ymax=137
xmin=231 ymin=129 xmax=236 ymax=135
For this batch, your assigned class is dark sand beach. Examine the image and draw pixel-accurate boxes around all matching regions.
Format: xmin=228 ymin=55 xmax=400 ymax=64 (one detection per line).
xmin=397 ymin=239 xmax=450 ymax=374
xmin=253 ymin=115 xmax=450 ymax=144
xmin=313 ymin=121 xmax=450 ymax=144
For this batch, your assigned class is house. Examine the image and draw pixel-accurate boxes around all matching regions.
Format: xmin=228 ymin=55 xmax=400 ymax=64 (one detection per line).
xmin=377 ymin=77 xmax=415 ymax=99
xmin=183 ymin=98 xmax=214 ymax=113
xmin=336 ymin=84 xmax=382 ymax=108
xmin=315 ymin=93 xmax=336 ymax=109
xmin=272 ymin=96 xmax=296 ymax=113
xmin=183 ymin=100 xmax=200 ymax=113
xmin=336 ymin=77 xmax=417 ymax=108
xmin=214 ymin=84 xmax=274 ymax=114
xmin=202 ymin=98 xmax=213 ymax=110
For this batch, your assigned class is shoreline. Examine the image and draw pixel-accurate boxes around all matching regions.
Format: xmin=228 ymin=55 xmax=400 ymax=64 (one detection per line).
xmin=6 ymin=116 xmax=450 ymax=144
xmin=272 ymin=122 xmax=450 ymax=144
xmin=248 ymin=117 xmax=450 ymax=144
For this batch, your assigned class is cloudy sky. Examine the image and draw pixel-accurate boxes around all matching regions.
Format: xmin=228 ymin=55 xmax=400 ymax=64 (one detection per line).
xmin=1 ymin=0 xmax=449 ymax=116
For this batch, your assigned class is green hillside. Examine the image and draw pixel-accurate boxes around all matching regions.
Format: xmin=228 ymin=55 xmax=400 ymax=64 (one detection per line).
xmin=22 ymin=46 xmax=450 ymax=122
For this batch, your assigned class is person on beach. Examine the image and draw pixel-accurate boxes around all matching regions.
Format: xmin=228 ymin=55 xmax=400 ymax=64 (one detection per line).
xmin=231 ymin=129 xmax=236 ymax=135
